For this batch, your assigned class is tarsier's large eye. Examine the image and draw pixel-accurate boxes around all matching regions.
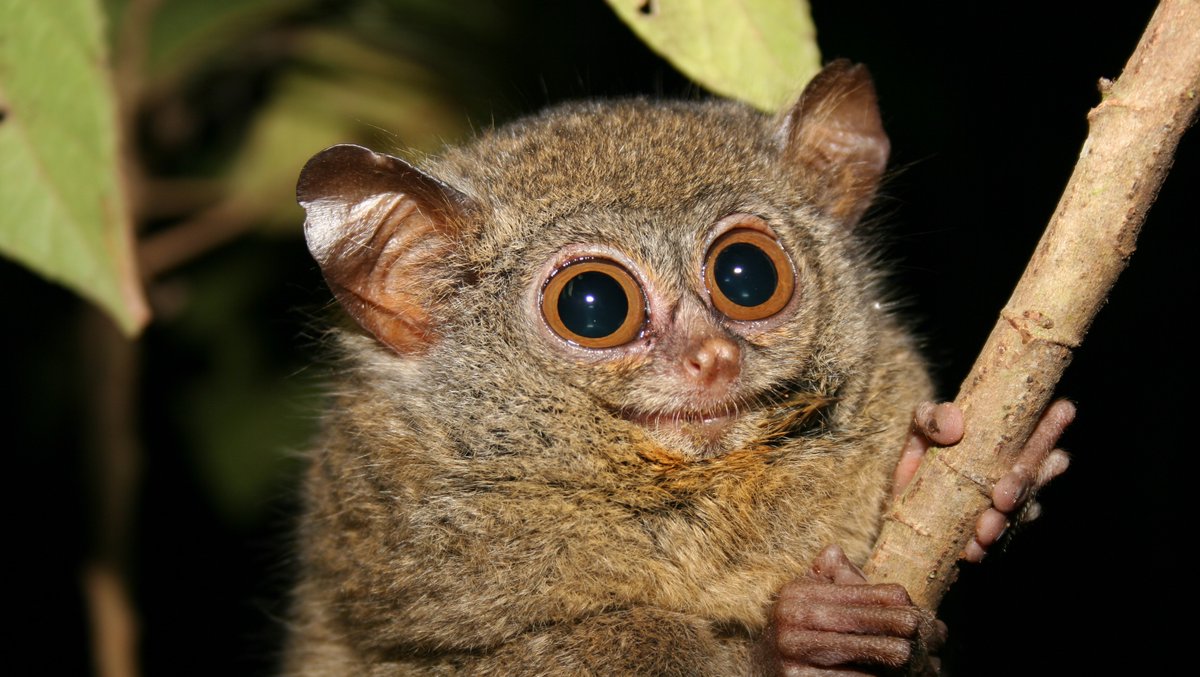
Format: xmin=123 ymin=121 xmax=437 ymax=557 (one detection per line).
xmin=704 ymin=228 xmax=795 ymax=321
xmin=541 ymin=259 xmax=647 ymax=348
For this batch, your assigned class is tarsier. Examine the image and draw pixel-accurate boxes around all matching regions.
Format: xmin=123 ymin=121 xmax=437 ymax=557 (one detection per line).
xmin=286 ymin=61 xmax=1072 ymax=675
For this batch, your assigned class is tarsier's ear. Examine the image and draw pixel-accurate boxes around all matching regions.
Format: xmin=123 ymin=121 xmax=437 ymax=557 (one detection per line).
xmin=777 ymin=59 xmax=890 ymax=225
xmin=297 ymin=144 xmax=473 ymax=354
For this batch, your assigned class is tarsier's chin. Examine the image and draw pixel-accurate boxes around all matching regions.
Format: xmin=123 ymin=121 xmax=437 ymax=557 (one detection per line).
xmin=288 ymin=60 xmax=934 ymax=675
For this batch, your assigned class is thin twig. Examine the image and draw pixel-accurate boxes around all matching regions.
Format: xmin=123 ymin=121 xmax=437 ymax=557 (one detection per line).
xmin=81 ymin=2 xmax=163 ymax=676
xmin=81 ymin=308 xmax=143 ymax=677
xmin=83 ymin=563 xmax=139 ymax=677
xmin=112 ymin=0 xmax=160 ymax=221
xmin=138 ymin=200 xmax=261 ymax=278
xmin=135 ymin=177 xmax=224 ymax=220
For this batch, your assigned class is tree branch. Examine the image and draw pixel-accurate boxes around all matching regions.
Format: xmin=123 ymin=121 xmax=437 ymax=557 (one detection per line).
xmin=864 ymin=0 xmax=1200 ymax=609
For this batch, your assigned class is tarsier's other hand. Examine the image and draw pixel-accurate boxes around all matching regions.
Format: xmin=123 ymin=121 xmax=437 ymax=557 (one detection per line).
xmin=763 ymin=545 xmax=946 ymax=676
xmin=892 ymin=399 xmax=1075 ymax=562
xmin=762 ymin=401 xmax=1074 ymax=676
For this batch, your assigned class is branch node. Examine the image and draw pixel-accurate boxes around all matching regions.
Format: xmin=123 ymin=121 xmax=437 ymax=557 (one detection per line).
xmin=1001 ymin=309 xmax=1081 ymax=348
xmin=1088 ymin=95 xmax=1151 ymax=123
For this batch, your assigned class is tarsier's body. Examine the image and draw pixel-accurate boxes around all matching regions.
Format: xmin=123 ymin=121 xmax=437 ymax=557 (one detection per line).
xmin=286 ymin=63 xmax=1053 ymax=675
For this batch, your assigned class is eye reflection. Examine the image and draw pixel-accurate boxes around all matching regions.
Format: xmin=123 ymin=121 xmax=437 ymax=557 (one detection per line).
xmin=713 ymin=242 xmax=778 ymax=308
xmin=558 ymin=270 xmax=629 ymax=339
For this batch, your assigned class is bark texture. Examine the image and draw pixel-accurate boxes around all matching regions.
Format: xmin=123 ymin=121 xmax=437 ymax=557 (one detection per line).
xmin=864 ymin=0 xmax=1200 ymax=608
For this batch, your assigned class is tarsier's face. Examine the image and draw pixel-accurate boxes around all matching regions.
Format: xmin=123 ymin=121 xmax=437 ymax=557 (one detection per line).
xmin=299 ymin=62 xmax=888 ymax=462
xmin=520 ymin=210 xmax=829 ymax=459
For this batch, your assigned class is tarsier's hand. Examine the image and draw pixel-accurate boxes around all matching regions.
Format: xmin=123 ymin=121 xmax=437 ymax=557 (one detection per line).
xmin=893 ymin=399 xmax=1075 ymax=562
xmin=762 ymin=401 xmax=1074 ymax=675
xmin=763 ymin=545 xmax=945 ymax=676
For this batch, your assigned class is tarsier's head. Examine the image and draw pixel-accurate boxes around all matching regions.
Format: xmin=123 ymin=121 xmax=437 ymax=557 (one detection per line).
xmin=299 ymin=61 xmax=891 ymax=462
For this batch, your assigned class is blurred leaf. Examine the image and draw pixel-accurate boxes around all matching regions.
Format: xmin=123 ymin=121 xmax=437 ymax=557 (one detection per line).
xmin=0 ymin=0 xmax=149 ymax=334
xmin=227 ymin=30 xmax=468 ymax=231
xmin=605 ymin=0 xmax=820 ymax=112
xmin=366 ymin=0 xmax=511 ymax=65
xmin=143 ymin=0 xmax=305 ymax=91
xmin=376 ymin=0 xmax=505 ymax=36
xmin=221 ymin=76 xmax=358 ymax=232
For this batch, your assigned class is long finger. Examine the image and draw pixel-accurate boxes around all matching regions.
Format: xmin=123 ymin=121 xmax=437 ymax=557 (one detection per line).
xmin=774 ymin=600 xmax=925 ymax=637
xmin=779 ymin=582 xmax=913 ymax=609
xmin=1017 ymin=399 xmax=1075 ymax=470
xmin=913 ymin=401 xmax=964 ymax=447
xmin=993 ymin=400 xmax=1075 ymax=513
xmin=776 ymin=630 xmax=913 ymax=668
xmin=894 ymin=402 xmax=965 ymax=496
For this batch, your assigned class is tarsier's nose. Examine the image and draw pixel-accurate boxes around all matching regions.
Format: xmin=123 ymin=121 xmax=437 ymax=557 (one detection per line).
xmin=681 ymin=335 xmax=741 ymax=390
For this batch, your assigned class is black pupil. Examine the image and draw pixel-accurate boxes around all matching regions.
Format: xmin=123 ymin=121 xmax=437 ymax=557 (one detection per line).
xmin=714 ymin=242 xmax=777 ymax=307
xmin=557 ymin=270 xmax=629 ymax=339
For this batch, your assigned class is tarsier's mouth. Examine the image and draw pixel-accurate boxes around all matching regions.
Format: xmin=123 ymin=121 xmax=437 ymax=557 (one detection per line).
xmin=618 ymin=405 xmax=741 ymax=443
xmin=619 ymin=406 xmax=740 ymax=427
xmin=614 ymin=381 xmax=838 ymax=448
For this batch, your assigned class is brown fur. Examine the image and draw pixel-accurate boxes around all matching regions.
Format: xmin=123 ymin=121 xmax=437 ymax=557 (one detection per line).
xmin=286 ymin=62 xmax=932 ymax=675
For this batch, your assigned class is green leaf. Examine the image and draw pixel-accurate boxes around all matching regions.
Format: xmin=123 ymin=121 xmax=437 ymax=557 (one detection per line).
xmin=0 ymin=0 xmax=148 ymax=333
xmin=605 ymin=0 xmax=821 ymax=112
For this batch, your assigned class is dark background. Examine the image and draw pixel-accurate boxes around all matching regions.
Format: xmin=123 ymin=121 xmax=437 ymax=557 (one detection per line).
xmin=8 ymin=1 xmax=1193 ymax=674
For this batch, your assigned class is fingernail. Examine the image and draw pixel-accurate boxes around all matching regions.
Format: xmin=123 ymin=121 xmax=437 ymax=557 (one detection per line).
xmin=920 ymin=403 xmax=940 ymax=434
xmin=1011 ymin=481 xmax=1030 ymax=506
xmin=916 ymin=402 xmax=935 ymax=426
xmin=1022 ymin=502 xmax=1043 ymax=522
